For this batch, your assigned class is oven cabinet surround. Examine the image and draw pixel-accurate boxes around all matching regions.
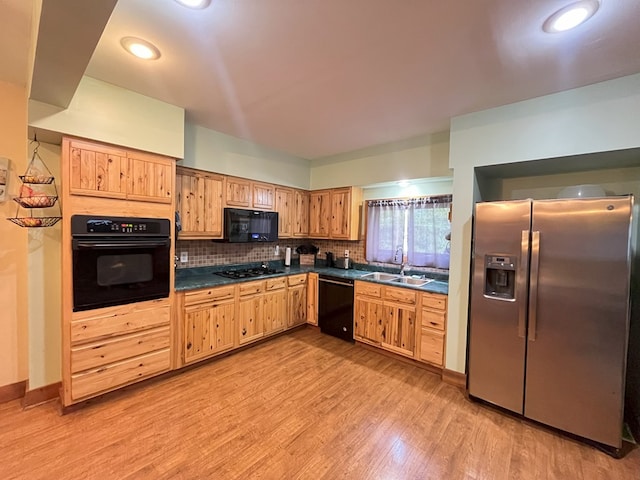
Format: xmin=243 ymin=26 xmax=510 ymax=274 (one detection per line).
xmin=61 ymin=135 xmax=177 ymax=407
xmin=175 ymin=166 xmax=224 ymax=239
xmin=66 ymin=137 xmax=173 ymax=204
xmin=176 ymin=275 xmax=305 ymax=367
xmin=354 ymin=280 xmax=447 ymax=367
xmin=67 ymin=299 xmax=171 ymax=401
xmin=309 ymin=187 xmax=362 ymax=240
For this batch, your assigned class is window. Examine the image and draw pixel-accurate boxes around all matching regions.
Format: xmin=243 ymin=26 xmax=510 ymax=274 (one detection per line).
xmin=365 ymin=195 xmax=451 ymax=269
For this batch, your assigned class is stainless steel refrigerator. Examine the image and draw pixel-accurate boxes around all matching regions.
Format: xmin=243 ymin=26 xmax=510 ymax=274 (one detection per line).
xmin=468 ymin=196 xmax=634 ymax=450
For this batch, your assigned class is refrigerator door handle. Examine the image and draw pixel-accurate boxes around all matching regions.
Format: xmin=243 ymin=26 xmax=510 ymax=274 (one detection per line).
xmin=528 ymin=230 xmax=541 ymax=341
xmin=517 ymin=230 xmax=530 ymax=338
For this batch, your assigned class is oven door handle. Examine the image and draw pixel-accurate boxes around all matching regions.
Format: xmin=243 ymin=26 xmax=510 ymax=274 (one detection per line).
xmin=73 ymin=239 xmax=171 ymax=249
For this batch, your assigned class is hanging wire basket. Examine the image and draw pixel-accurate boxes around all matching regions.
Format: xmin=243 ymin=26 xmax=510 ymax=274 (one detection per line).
xmin=6 ymin=137 xmax=63 ymax=228
xmin=7 ymin=216 xmax=61 ymax=228
xmin=13 ymin=195 xmax=58 ymax=208
xmin=19 ymin=174 xmax=55 ymax=184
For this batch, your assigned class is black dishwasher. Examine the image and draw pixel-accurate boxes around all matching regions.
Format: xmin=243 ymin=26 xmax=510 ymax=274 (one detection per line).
xmin=318 ymin=274 xmax=354 ymax=342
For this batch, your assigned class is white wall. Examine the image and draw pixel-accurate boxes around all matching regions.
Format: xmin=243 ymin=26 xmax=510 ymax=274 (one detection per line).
xmin=363 ymin=178 xmax=453 ymax=200
xmin=310 ymin=132 xmax=451 ymax=189
xmin=0 ymin=81 xmax=29 ymax=388
xmin=27 ymin=141 xmax=61 ymax=389
xmin=183 ymin=123 xmax=311 ymax=189
xmin=447 ymin=73 xmax=640 ymax=374
xmin=28 ymin=76 xmax=185 ymax=159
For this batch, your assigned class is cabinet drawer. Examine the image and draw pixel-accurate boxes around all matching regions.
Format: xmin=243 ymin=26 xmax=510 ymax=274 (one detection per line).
xmin=266 ymin=277 xmax=287 ymax=291
xmin=71 ymin=348 xmax=170 ymax=400
xmin=287 ymin=274 xmax=307 ymax=287
xmin=71 ymin=303 xmax=170 ymax=344
xmin=185 ymin=285 xmax=235 ymax=306
xmin=384 ymin=286 xmax=416 ymax=305
xmin=421 ymin=309 xmax=446 ymax=331
xmin=238 ymin=280 xmax=265 ymax=296
xmin=422 ymin=292 xmax=446 ymax=311
xmin=355 ymin=281 xmax=382 ymax=298
xmin=419 ymin=327 xmax=445 ymax=366
xmin=71 ymin=326 xmax=170 ymax=373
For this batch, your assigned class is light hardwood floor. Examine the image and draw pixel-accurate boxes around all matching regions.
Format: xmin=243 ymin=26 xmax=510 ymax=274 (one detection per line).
xmin=1 ymin=328 xmax=638 ymax=479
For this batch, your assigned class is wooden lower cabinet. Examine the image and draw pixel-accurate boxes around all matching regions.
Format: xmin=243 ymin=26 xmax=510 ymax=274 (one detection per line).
xmin=184 ymin=301 xmax=235 ymax=362
xmin=183 ymin=285 xmax=236 ymax=364
xmin=381 ymin=303 xmax=416 ymax=357
xmin=264 ymin=278 xmax=287 ymax=335
xmin=354 ymin=297 xmax=384 ymax=345
xmin=287 ymin=275 xmax=307 ymax=327
xmin=67 ymin=299 xmax=171 ymax=404
xmin=355 ymin=282 xmax=449 ymax=362
xmin=416 ymin=292 xmax=448 ymax=367
xmin=307 ymin=273 xmax=318 ymax=325
xmin=238 ymin=284 xmax=265 ymax=345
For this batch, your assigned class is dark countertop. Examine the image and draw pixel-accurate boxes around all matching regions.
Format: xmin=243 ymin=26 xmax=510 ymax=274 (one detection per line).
xmin=175 ymin=263 xmax=448 ymax=295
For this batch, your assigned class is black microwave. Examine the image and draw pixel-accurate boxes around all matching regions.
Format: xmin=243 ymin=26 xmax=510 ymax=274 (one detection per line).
xmin=224 ymin=208 xmax=278 ymax=242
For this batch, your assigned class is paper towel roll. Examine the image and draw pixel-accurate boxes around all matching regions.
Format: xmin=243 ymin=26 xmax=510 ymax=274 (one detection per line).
xmin=285 ymin=247 xmax=291 ymax=266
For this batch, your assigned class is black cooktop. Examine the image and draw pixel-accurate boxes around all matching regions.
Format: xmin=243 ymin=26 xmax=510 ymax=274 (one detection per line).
xmin=216 ymin=267 xmax=284 ymax=279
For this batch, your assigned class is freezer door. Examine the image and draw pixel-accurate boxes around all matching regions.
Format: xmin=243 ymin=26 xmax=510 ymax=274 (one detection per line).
xmin=468 ymin=200 xmax=531 ymax=413
xmin=525 ymin=196 xmax=632 ymax=448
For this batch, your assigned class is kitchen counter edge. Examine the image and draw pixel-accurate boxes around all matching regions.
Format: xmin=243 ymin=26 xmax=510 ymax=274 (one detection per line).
xmin=175 ymin=266 xmax=448 ymax=295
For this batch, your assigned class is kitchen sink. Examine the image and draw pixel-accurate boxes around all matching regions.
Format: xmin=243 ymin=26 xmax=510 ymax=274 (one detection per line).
xmin=360 ymin=272 xmax=401 ymax=281
xmin=390 ymin=277 xmax=434 ymax=286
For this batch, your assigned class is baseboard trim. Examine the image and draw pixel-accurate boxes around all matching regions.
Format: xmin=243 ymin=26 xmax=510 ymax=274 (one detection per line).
xmin=22 ymin=382 xmax=62 ymax=409
xmin=0 ymin=380 xmax=27 ymax=404
xmin=442 ymin=369 xmax=466 ymax=389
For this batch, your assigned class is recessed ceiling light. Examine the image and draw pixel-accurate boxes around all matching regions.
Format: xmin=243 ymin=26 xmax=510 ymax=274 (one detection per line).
xmin=120 ymin=37 xmax=161 ymax=60
xmin=174 ymin=0 xmax=211 ymax=8
xmin=543 ymin=0 xmax=600 ymax=33
xmin=398 ymin=180 xmax=410 ymax=187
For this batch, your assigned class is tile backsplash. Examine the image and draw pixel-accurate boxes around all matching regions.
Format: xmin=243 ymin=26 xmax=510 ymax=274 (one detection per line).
xmin=175 ymin=238 xmax=366 ymax=269
xmin=175 ymin=237 xmax=447 ymax=278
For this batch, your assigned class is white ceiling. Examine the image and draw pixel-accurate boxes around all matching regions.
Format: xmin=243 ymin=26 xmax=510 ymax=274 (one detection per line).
xmin=9 ymin=1 xmax=640 ymax=159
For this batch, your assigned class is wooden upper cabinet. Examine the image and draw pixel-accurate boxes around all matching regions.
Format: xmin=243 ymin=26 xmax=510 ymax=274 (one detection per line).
xmin=293 ymin=189 xmax=309 ymax=237
xmin=225 ymin=176 xmax=251 ymax=207
xmin=330 ymin=187 xmax=361 ymax=240
xmin=251 ymin=182 xmax=275 ymax=210
xmin=127 ymin=152 xmax=173 ymax=204
xmin=68 ymin=139 xmax=127 ymax=199
xmin=309 ymin=189 xmax=331 ymax=238
xmin=275 ymin=187 xmax=294 ymax=237
xmin=176 ymin=166 xmax=224 ymax=239
xmin=67 ymin=138 xmax=173 ymax=204
xmin=308 ymin=187 xmax=361 ymax=240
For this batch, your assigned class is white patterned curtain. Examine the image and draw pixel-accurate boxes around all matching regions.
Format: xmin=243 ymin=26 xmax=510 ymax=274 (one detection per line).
xmin=365 ymin=199 xmax=406 ymax=263
xmin=407 ymin=195 xmax=451 ymax=268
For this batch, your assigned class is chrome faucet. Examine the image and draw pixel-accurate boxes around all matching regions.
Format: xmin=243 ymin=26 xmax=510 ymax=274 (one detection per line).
xmin=400 ymin=261 xmax=409 ymax=276
xmin=394 ymin=246 xmax=403 ymax=263
xmin=394 ymin=246 xmax=408 ymax=276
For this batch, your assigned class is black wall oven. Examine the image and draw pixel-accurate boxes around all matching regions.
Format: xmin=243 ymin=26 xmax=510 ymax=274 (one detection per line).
xmin=71 ymin=215 xmax=171 ymax=312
